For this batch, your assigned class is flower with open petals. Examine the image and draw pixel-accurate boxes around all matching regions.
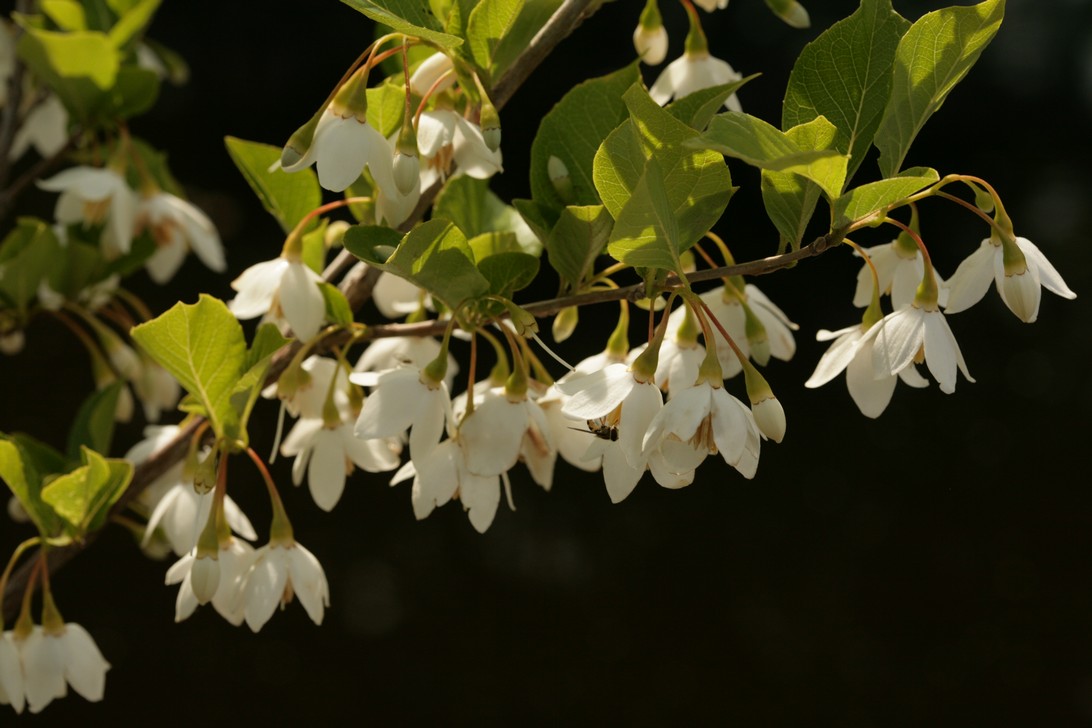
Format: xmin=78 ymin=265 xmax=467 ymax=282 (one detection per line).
xmin=228 ymin=257 xmax=325 ymax=341
xmin=10 ymin=96 xmax=68 ymax=160
xmin=943 ymin=236 xmax=1076 ymax=323
xmin=864 ymin=305 xmax=973 ymax=394
xmin=167 ymin=537 xmax=257 ymax=626
xmin=417 ymin=109 xmax=503 ymax=190
xmin=852 ymin=239 xmax=948 ymax=310
xmin=138 ymin=192 xmax=226 ymax=283
xmin=38 ymin=166 xmax=137 ymax=254
xmin=805 ymin=323 xmax=928 ymax=418
xmin=243 ymin=540 xmax=330 ymax=632
xmin=18 ymin=623 xmax=110 ymax=713
xmin=352 ymin=365 xmax=451 ymax=461
xmin=650 ymin=53 xmax=742 ymax=111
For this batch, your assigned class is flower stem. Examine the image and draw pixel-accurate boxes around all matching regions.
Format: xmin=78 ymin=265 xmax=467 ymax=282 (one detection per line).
xmin=0 ymin=537 xmax=40 ymax=631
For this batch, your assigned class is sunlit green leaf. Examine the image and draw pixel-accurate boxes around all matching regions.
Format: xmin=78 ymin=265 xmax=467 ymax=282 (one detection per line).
xmin=666 ymin=75 xmax=758 ymax=132
xmin=760 ymin=117 xmax=839 ymax=251
xmin=833 ymin=166 xmax=939 ymax=228
xmin=546 ymin=204 xmax=612 ymax=291
xmin=41 ymin=447 xmax=131 ymax=536
xmin=607 ymin=159 xmax=682 ymax=271
xmin=224 ymin=136 xmax=321 ymax=234
xmin=874 ymin=0 xmax=1004 ymax=177
xmin=467 ymin=0 xmax=524 ymax=79
xmin=340 ymin=0 xmax=464 ymax=49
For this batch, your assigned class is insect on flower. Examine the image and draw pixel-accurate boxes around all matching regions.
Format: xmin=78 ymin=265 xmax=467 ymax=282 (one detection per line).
xmin=568 ymin=418 xmax=619 ymax=442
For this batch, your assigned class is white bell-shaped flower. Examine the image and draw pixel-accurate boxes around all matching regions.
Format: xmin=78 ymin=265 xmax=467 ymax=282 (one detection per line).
xmin=243 ymin=540 xmax=330 ymax=632
xmin=38 ymin=166 xmax=137 ymax=254
xmin=864 ymin=305 xmax=974 ymax=394
xmin=138 ymin=192 xmax=226 ymax=284
xmin=228 ymin=257 xmax=325 ymax=341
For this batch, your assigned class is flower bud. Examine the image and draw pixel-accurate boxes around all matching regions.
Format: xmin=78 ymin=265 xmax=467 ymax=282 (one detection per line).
xmin=552 ymin=306 xmax=578 ymax=342
xmin=190 ymin=553 xmax=221 ymax=605
xmin=479 ymin=99 xmax=501 ymax=153
xmin=751 ymin=396 xmax=785 ymax=443
xmin=8 ymin=494 xmax=29 ymax=523
xmin=409 ymin=53 xmax=456 ymax=98
xmin=763 ymin=0 xmax=810 ymax=28
xmin=634 ymin=0 xmax=668 ymax=65
xmin=324 ymin=220 xmax=351 ymax=249
xmin=0 ymin=328 xmax=24 ymax=355
xmin=548 ymin=155 xmax=574 ymax=203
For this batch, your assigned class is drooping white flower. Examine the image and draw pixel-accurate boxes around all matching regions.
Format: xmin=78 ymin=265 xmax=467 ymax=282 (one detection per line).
xmin=38 ymin=166 xmax=137 ymax=254
xmin=649 ymin=53 xmax=742 ymax=111
xmin=805 ymin=323 xmax=928 ymax=418
xmin=417 ymin=109 xmax=503 ymax=190
xmin=852 ymin=240 xmax=947 ymax=310
xmin=457 ymin=387 xmax=551 ymax=479
xmin=352 ymin=365 xmax=451 ymax=461
xmin=10 ymin=96 xmax=68 ymax=160
xmin=864 ymin=305 xmax=973 ymax=394
xmin=281 ymin=416 xmax=401 ymax=511
xmin=694 ymin=0 xmax=729 ymax=10
xmin=18 ymin=623 xmax=110 ymax=713
xmin=138 ymin=192 xmax=226 ymax=283
xmin=166 ymin=537 xmax=257 ymax=626
xmin=409 ymin=52 xmax=456 ymax=97
xmin=633 ymin=24 xmax=668 ymax=66
xmin=284 ymin=102 xmax=397 ymax=195
xmin=372 ymin=272 xmax=427 ymax=319
xmin=243 ymin=540 xmax=330 ymax=632
xmin=943 ymin=236 xmax=1076 ymax=323
xmin=642 ymin=380 xmax=761 ymax=478
xmin=228 ymin=257 xmax=325 ymax=341
xmin=0 ymin=630 xmax=25 ymax=714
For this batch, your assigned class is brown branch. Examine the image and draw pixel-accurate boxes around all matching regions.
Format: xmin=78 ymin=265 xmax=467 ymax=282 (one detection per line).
xmin=2 ymin=0 xmax=604 ymax=623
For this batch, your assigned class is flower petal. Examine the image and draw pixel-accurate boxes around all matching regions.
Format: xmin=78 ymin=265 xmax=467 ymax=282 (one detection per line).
xmin=287 ymin=543 xmax=330 ymax=626
xmin=279 ymin=261 xmax=325 ymax=340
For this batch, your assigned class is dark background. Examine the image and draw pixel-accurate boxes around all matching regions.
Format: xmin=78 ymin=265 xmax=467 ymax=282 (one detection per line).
xmin=2 ymin=0 xmax=1092 ymax=724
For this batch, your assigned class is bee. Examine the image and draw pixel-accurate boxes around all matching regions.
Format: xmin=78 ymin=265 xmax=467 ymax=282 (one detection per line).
xmin=568 ymin=418 xmax=619 ymax=442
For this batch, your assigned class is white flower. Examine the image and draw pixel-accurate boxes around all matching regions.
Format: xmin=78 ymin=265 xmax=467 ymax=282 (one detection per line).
xmin=649 ymin=52 xmax=742 ymax=111
xmin=281 ymin=417 xmax=401 ymax=511
xmin=10 ymin=96 xmax=68 ymax=160
xmin=643 ymin=380 xmax=761 ymax=478
xmin=274 ymin=355 xmax=351 ymax=419
xmin=0 ymin=630 xmax=25 ymax=714
xmin=633 ymin=24 xmax=668 ymax=66
xmin=166 ymin=537 xmax=257 ymax=626
xmin=864 ymin=305 xmax=973 ymax=394
xmin=38 ymin=166 xmax=137 ymax=254
xmin=19 ymin=623 xmax=110 ymax=713
xmin=138 ymin=192 xmax=226 ymax=283
xmin=352 ymin=366 xmax=451 ymax=461
xmin=372 ymin=272 xmax=427 ymax=319
xmin=852 ymin=240 xmax=947 ymax=310
xmin=284 ymin=105 xmax=397 ymax=194
xmin=417 ymin=110 xmax=503 ymax=190
xmin=694 ymin=0 xmax=729 ymax=9
xmin=943 ymin=236 xmax=1076 ymax=323
xmin=228 ymin=257 xmax=325 ymax=341
xmin=243 ymin=541 xmax=330 ymax=632
xmin=457 ymin=388 xmax=551 ymax=479
xmin=400 ymin=437 xmax=503 ymax=533
xmin=805 ymin=323 xmax=928 ymax=418
xmin=354 ymin=336 xmax=455 ymax=387
xmin=140 ymin=474 xmax=257 ymax=557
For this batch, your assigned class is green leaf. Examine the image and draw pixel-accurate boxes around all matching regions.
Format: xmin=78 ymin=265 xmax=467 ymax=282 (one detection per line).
xmin=530 ymin=63 xmax=641 ymax=212
xmin=0 ymin=436 xmax=62 ymax=536
xmin=340 ymin=0 xmax=464 ymax=49
xmin=300 ymin=219 xmax=328 ymax=275
xmin=66 ymin=382 xmax=122 ymax=460
xmin=833 ymin=166 xmax=939 ymax=228
xmin=343 ymin=220 xmax=490 ymax=310
xmin=594 ymin=85 xmax=734 ymax=251
xmin=511 ymin=198 xmax=556 ymax=244
xmin=107 ymin=0 xmax=161 ymax=50
xmin=433 ymin=176 xmax=540 ymax=255
xmin=366 ymin=81 xmax=407 ymax=138
xmin=476 ymin=250 xmax=540 ymax=297
xmin=224 ymin=136 xmax=321 ymax=234
xmin=688 ymin=111 xmax=848 ymax=200
xmin=0 ymin=218 xmax=63 ymax=314
xmin=41 ymin=1 xmax=88 ymax=31
xmin=107 ymin=65 xmax=160 ymax=119
xmin=467 ymin=0 xmax=524 ymax=79
xmin=607 ymin=159 xmax=682 ymax=271
xmin=783 ymin=0 xmax=910 ymax=184
xmin=16 ymin=27 xmax=121 ymax=121
xmin=490 ymin=0 xmax=563 ymax=77
xmin=760 ymin=117 xmax=840 ymax=251
xmin=546 ymin=204 xmax=612 ymax=291
xmin=41 ymin=447 xmax=131 ymax=536
xmin=874 ymin=0 xmax=1005 ymax=177
xmin=130 ymin=295 xmax=248 ymax=440
xmin=666 ymin=75 xmax=758 ymax=132
xmin=319 ymin=282 xmax=354 ymax=326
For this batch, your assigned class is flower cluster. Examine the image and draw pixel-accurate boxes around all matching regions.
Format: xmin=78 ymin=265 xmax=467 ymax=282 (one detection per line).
xmin=0 ymin=621 xmax=110 ymax=714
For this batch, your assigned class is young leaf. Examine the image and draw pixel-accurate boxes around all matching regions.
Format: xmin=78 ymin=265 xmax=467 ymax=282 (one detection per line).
xmin=467 ymin=0 xmax=524 ymax=79
xmin=224 ymin=136 xmax=321 ymax=234
xmin=833 ymin=167 xmax=939 ymax=228
xmin=66 ymin=382 xmax=122 ymax=460
xmin=594 ymin=85 xmax=734 ymax=251
xmin=607 ymin=159 xmax=682 ymax=272
xmin=874 ymin=0 xmax=1005 ymax=177
xmin=530 ymin=63 xmax=641 ymax=212
xmin=343 ymin=220 xmax=490 ymax=310
xmin=340 ymin=0 xmax=464 ymax=49
xmin=434 ymin=176 xmax=539 ymax=255
xmin=666 ymin=75 xmax=758 ymax=132
xmin=130 ymin=295 xmax=248 ymax=440
xmin=546 ymin=204 xmax=613 ymax=292
xmin=319 ymin=282 xmax=355 ymax=326
xmin=40 ymin=447 xmax=132 ymax=536
xmin=490 ymin=0 xmax=563 ymax=77
xmin=760 ymin=117 xmax=840 ymax=251
xmin=688 ymin=111 xmax=847 ymax=200
xmin=0 ymin=436 xmax=63 ymax=537
xmin=106 ymin=0 xmax=162 ymax=50
xmin=366 ymin=81 xmax=407 ymax=138
xmin=476 ymin=250 xmax=540 ymax=298
xmin=783 ymin=0 xmax=910 ymax=184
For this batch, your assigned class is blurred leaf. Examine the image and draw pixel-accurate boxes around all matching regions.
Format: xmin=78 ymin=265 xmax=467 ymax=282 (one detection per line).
xmin=340 ymin=0 xmax=464 ymax=48
xmin=65 ymin=382 xmax=122 ymax=460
